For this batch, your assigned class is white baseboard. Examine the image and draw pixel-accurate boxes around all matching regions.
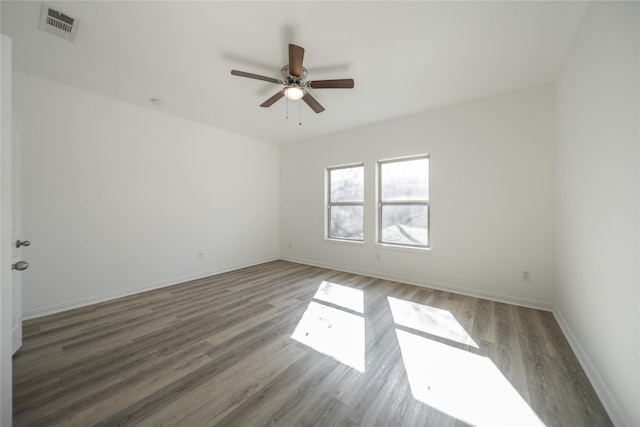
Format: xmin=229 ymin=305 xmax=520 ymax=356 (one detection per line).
xmin=23 ymin=256 xmax=280 ymax=320
xmin=552 ymin=307 xmax=630 ymax=427
xmin=280 ymin=255 xmax=554 ymax=311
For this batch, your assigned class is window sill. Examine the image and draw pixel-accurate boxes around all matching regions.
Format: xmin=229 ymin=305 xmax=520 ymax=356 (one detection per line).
xmin=376 ymin=242 xmax=431 ymax=254
xmin=324 ymin=238 xmax=364 ymax=247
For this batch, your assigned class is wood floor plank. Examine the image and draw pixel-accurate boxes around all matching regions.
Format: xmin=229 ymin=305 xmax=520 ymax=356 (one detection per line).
xmin=13 ymin=260 xmax=612 ymax=426
xmin=138 ymin=336 xmax=307 ymax=426
xmin=58 ymin=349 xmax=213 ymax=426
xmin=293 ymin=392 xmax=350 ymax=427
xmin=515 ymin=305 xmax=572 ymax=426
xmin=212 ymin=352 xmax=339 ymax=427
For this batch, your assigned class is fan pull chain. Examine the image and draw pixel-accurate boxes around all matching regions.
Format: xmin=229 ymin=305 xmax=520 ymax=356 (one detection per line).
xmin=299 ymin=100 xmax=302 ymax=126
xmin=286 ymin=98 xmax=289 ymax=120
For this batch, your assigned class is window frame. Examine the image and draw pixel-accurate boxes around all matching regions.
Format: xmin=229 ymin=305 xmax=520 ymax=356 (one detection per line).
xmin=326 ymin=163 xmax=365 ymax=243
xmin=376 ymin=154 xmax=430 ymax=249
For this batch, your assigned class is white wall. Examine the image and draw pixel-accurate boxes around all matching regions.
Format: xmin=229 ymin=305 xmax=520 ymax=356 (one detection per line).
xmin=14 ymin=72 xmax=280 ymax=317
xmin=280 ymin=84 xmax=555 ymax=307
xmin=555 ymin=2 xmax=639 ymax=426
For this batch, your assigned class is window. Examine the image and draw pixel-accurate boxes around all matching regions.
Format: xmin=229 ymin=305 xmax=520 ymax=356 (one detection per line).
xmin=327 ymin=164 xmax=364 ymax=241
xmin=377 ymin=155 xmax=429 ymax=248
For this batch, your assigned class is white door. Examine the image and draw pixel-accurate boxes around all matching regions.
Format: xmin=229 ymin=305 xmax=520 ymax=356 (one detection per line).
xmin=1 ymin=32 xmax=14 ymax=427
xmin=11 ymin=113 xmax=24 ymax=354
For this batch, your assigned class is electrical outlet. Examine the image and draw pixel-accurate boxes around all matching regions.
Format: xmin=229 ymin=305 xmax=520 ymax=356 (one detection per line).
xmin=376 ymin=253 xmax=381 ymax=261
xmin=522 ymin=271 xmax=531 ymax=282
xmin=198 ymin=252 xmax=204 ymax=260
xmin=288 ymin=242 xmax=292 ymax=249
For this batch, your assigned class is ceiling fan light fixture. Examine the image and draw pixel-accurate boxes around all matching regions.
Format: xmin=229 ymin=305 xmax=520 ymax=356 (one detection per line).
xmin=230 ymin=44 xmax=353 ymax=113
xmin=284 ymin=85 xmax=305 ymax=101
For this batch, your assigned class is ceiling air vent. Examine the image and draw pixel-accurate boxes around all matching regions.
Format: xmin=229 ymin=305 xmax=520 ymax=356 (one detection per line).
xmin=39 ymin=4 xmax=78 ymax=41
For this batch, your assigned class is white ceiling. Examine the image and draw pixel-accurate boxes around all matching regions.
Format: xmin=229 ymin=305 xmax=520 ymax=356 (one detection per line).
xmin=1 ymin=1 xmax=588 ymax=144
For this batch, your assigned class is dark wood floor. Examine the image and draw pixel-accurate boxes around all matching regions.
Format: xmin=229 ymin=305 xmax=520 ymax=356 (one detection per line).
xmin=13 ymin=260 xmax=611 ymax=426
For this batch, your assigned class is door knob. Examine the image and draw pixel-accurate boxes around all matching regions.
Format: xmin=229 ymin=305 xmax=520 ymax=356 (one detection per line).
xmin=12 ymin=261 xmax=29 ymax=271
xmin=16 ymin=240 xmax=30 ymax=248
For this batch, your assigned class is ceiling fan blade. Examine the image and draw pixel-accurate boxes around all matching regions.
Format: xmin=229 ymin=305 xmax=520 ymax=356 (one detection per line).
xmin=302 ymin=93 xmax=325 ymax=113
xmin=308 ymin=79 xmax=355 ymax=89
xmin=260 ymin=92 xmax=284 ymax=108
xmin=289 ymin=44 xmax=305 ymax=78
xmin=231 ymin=70 xmax=281 ymax=85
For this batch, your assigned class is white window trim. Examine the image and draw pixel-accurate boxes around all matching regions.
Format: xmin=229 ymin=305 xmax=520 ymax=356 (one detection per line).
xmin=376 ymin=154 xmax=430 ymax=249
xmin=325 ymin=163 xmax=365 ymax=243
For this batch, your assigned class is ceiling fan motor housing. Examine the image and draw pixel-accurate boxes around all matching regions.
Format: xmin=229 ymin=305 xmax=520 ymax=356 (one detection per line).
xmin=281 ymin=65 xmax=307 ymax=86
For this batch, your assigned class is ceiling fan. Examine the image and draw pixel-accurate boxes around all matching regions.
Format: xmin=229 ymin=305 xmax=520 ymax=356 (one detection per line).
xmin=230 ymin=44 xmax=354 ymax=113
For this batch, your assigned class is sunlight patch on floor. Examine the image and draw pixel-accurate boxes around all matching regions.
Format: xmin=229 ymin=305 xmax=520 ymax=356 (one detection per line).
xmin=314 ymin=281 xmax=364 ymax=313
xmin=394 ymin=329 xmax=546 ymax=427
xmin=291 ymin=283 xmax=365 ymax=372
xmin=387 ymin=296 xmax=478 ymax=348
